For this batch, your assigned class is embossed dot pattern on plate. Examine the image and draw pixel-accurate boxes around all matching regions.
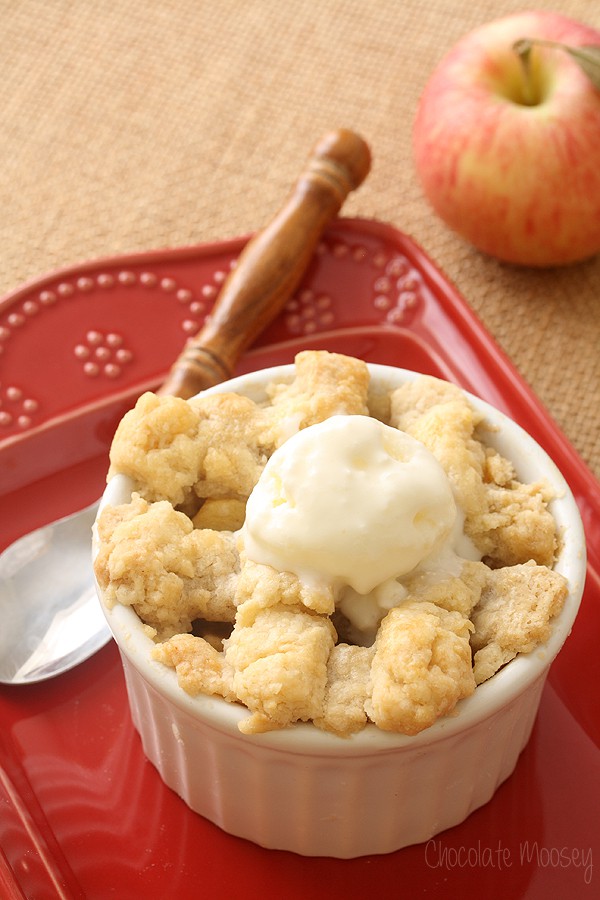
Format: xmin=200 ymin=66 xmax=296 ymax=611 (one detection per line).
xmin=282 ymin=239 xmax=422 ymax=336
xmin=0 ymin=221 xmax=430 ymax=447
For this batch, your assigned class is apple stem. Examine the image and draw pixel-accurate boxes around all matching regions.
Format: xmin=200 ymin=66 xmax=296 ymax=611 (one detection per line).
xmin=513 ymin=38 xmax=600 ymax=101
xmin=513 ymin=38 xmax=538 ymax=105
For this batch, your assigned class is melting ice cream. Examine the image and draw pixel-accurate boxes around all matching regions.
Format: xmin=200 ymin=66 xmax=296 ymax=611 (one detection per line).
xmin=242 ymin=414 xmax=458 ymax=594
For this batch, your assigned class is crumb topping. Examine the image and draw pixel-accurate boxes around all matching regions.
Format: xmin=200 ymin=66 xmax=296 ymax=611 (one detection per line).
xmin=95 ymin=351 xmax=568 ymax=736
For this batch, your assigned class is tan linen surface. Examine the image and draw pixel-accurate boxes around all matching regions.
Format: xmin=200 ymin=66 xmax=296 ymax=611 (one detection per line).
xmin=1 ymin=0 xmax=599 ymax=477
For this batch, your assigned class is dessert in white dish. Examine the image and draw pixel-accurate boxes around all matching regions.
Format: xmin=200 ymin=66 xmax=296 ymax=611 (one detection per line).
xmin=93 ymin=352 xmax=585 ymax=856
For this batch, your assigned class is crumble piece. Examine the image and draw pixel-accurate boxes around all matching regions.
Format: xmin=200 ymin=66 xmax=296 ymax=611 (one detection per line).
xmin=401 ymin=559 xmax=488 ymax=617
xmin=223 ymin=605 xmax=336 ymax=733
xmin=93 ymin=494 xmax=239 ymax=637
xmin=313 ymin=643 xmax=374 ymax=736
xmin=483 ymin=445 xmax=515 ymax=485
xmin=234 ymin=556 xmax=335 ymax=626
xmin=478 ymin=481 xmax=557 ymax=568
xmin=189 ymin=392 xmax=275 ymax=502
xmin=266 ymin=350 xmax=370 ymax=443
xmin=366 ymin=600 xmax=475 ymax=735
xmin=390 ymin=378 xmax=487 ymax=519
xmin=471 ymin=560 xmax=568 ymax=684
xmin=108 ymin=392 xmax=205 ymax=506
xmin=390 ymin=376 xmax=558 ymax=567
xmin=152 ymin=633 xmax=236 ymax=701
xmin=107 ymin=389 xmax=276 ymax=508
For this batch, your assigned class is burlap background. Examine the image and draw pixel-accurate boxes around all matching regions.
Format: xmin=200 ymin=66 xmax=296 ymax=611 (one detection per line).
xmin=2 ymin=0 xmax=599 ymax=477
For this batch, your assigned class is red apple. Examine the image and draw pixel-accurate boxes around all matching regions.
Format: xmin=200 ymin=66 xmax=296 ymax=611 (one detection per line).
xmin=413 ymin=11 xmax=600 ymax=266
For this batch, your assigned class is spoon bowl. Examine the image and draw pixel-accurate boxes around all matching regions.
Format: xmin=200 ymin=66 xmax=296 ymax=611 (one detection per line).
xmin=0 ymin=501 xmax=109 ymax=684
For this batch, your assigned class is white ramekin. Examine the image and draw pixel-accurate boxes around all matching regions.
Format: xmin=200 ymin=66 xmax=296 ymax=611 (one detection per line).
xmin=93 ymin=364 xmax=586 ymax=858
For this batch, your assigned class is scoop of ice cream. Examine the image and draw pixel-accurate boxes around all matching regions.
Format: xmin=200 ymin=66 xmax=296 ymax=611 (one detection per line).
xmin=242 ymin=415 xmax=457 ymax=594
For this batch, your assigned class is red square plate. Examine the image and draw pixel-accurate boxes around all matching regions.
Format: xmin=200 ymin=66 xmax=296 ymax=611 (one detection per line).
xmin=1 ymin=219 xmax=598 ymax=899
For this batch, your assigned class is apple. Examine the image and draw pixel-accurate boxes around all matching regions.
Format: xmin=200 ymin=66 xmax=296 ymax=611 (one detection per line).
xmin=413 ymin=11 xmax=600 ymax=266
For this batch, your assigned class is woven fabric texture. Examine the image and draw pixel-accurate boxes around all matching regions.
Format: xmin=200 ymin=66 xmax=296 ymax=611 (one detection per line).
xmin=1 ymin=0 xmax=599 ymax=475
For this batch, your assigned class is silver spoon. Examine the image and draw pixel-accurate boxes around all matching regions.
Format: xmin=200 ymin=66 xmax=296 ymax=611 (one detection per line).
xmin=0 ymin=502 xmax=106 ymax=683
xmin=0 ymin=129 xmax=371 ymax=685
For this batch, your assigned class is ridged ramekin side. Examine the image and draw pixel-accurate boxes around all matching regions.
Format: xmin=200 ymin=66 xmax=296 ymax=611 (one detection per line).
xmin=120 ymin=651 xmax=546 ymax=857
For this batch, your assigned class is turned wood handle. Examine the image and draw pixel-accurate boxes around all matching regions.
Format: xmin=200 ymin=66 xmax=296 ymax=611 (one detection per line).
xmin=158 ymin=128 xmax=371 ymax=398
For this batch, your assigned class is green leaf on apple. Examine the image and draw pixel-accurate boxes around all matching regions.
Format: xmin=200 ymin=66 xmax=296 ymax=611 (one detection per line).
xmin=513 ymin=38 xmax=600 ymax=96
xmin=565 ymin=45 xmax=600 ymax=89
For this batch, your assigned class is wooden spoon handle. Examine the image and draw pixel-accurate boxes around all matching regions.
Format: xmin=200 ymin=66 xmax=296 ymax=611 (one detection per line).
xmin=159 ymin=128 xmax=371 ymax=398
